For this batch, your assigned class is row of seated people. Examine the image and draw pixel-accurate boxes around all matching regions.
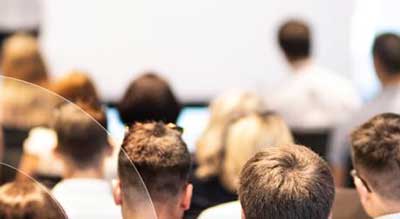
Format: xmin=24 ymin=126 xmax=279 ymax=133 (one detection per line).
xmin=0 ymin=19 xmax=399 ymax=219
xmin=0 ymin=113 xmax=399 ymax=219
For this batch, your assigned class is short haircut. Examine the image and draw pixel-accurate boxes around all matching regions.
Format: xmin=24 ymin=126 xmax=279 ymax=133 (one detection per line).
xmin=118 ymin=122 xmax=191 ymax=202
xmin=0 ymin=180 xmax=66 ymax=219
xmin=54 ymin=102 xmax=108 ymax=168
xmin=351 ymin=113 xmax=400 ymax=201
xmin=372 ymin=33 xmax=400 ymax=74
xmin=239 ymin=145 xmax=334 ymax=219
xmin=118 ymin=73 xmax=181 ymax=125
xmin=278 ymin=20 xmax=311 ymax=61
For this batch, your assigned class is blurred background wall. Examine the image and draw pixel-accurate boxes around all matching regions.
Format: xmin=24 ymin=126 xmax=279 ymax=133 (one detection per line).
xmin=40 ymin=0 xmax=400 ymax=103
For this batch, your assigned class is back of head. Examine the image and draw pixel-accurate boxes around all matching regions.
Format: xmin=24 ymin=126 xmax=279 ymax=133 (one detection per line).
xmin=0 ymin=180 xmax=66 ymax=219
xmin=52 ymin=70 xmax=101 ymax=108
xmin=221 ymin=112 xmax=294 ymax=192
xmin=278 ymin=20 xmax=311 ymax=62
xmin=54 ymin=102 xmax=108 ymax=169
xmin=118 ymin=73 xmax=181 ymax=125
xmin=351 ymin=113 xmax=400 ymax=201
xmin=195 ymin=91 xmax=263 ymax=179
xmin=372 ymin=33 xmax=400 ymax=75
xmin=118 ymin=122 xmax=191 ymax=204
xmin=239 ymin=145 xmax=334 ymax=219
xmin=1 ymin=33 xmax=48 ymax=84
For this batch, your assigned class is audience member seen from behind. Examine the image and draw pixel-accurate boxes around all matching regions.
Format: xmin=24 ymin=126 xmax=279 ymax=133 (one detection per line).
xmin=239 ymin=145 xmax=335 ymax=219
xmin=118 ymin=73 xmax=181 ymax=125
xmin=51 ymin=102 xmax=120 ymax=219
xmin=51 ymin=70 xmax=101 ymax=107
xmin=18 ymin=70 xmax=103 ymax=181
xmin=198 ymin=112 xmax=293 ymax=219
xmin=0 ymin=33 xmax=55 ymax=183
xmin=0 ymin=33 xmax=54 ymax=128
xmin=267 ymin=19 xmax=361 ymax=130
xmin=0 ymin=180 xmax=66 ymax=219
xmin=1 ymin=33 xmax=48 ymax=85
xmin=329 ymin=33 xmax=400 ymax=186
xmin=113 ymin=122 xmax=192 ymax=219
xmin=350 ymin=113 xmax=400 ymax=218
xmin=187 ymin=92 xmax=263 ymax=219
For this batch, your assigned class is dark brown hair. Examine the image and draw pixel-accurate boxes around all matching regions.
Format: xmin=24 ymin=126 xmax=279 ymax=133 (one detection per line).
xmin=239 ymin=145 xmax=334 ymax=219
xmin=118 ymin=73 xmax=181 ymax=125
xmin=118 ymin=122 xmax=191 ymax=202
xmin=372 ymin=33 xmax=400 ymax=75
xmin=278 ymin=20 xmax=311 ymax=61
xmin=54 ymin=102 xmax=108 ymax=168
xmin=351 ymin=113 xmax=400 ymax=200
xmin=0 ymin=180 xmax=67 ymax=219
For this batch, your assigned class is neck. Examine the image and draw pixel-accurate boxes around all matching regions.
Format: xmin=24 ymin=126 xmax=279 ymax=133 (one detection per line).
xmin=154 ymin=202 xmax=181 ymax=219
xmin=381 ymin=74 xmax=400 ymax=88
xmin=377 ymin=203 xmax=400 ymax=218
xmin=63 ymin=161 xmax=104 ymax=179
xmin=289 ymin=58 xmax=312 ymax=72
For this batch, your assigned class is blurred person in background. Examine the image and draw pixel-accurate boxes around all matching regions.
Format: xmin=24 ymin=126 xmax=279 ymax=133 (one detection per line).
xmin=0 ymin=33 xmax=51 ymax=128
xmin=267 ymin=19 xmax=361 ymax=130
xmin=238 ymin=145 xmax=335 ymax=219
xmin=350 ymin=113 xmax=400 ymax=219
xmin=185 ymin=91 xmax=263 ymax=219
xmin=51 ymin=70 xmax=102 ymax=107
xmin=197 ymin=112 xmax=293 ymax=219
xmin=0 ymin=180 xmax=66 ymax=219
xmin=0 ymin=0 xmax=41 ymax=47
xmin=113 ymin=122 xmax=192 ymax=219
xmin=118 ymin=72 xmax=181 ymax=126
xmin=0 ymin=34 xmax=54 ymax=183
xmin=51 ymin=102 xmax=120 ymax=219
xmin=329 ymin=33 xmax=400 ymax=187
xmin=18 ymin=70 xmax=104 ymax=184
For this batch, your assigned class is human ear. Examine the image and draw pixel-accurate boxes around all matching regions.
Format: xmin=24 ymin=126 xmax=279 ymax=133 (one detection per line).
xmin=180 ymin=184 xmax=193 ymax=210
xmin=112 ymin=179 xmax=122 ymax=205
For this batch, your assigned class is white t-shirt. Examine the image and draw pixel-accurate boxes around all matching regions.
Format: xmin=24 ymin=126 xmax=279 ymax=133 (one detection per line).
xmin=266 ymin=62 xmax=361 ymax=130
xmin=198 ymin=201 xmax=241 ymax=219
xmin=52 ymin=178 xmax=122 ymax=219
xmin=376 ymin=212 xmax=400 ymax=219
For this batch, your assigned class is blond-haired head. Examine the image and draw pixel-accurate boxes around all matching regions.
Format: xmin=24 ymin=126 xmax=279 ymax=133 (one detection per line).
xmin=1 ymin=33 xmax=48 ymax=84
xmin=195 ymin=91 xmax=263 ymax=179
xmin=221 ymin=112 xmax=294 ymax=192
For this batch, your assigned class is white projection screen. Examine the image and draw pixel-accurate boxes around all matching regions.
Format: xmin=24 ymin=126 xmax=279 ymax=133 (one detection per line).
xmin=41 ymin=0 xmax=355 ymax=102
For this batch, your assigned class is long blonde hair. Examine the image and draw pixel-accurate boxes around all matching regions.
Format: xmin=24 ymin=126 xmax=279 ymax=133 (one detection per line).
xmin=220 ymin=112 xmax=293 ymax=192
xmin=195 ymin=91 xmax=263 ymax=180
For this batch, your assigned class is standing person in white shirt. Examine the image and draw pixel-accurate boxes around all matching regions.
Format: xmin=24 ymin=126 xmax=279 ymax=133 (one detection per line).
xmin=329 ymin=33 xmax=400 ymax=186
xmin=350 ymin=113 xmax=400 ymax=219
xmin=51 ymin=102 xmax=121 ymax=219
xmin=267 ymin=20 xmax=361 ymax=130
